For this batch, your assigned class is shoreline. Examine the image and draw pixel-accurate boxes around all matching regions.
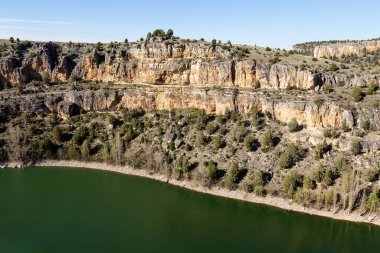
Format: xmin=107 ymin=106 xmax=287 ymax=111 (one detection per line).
xmin=2 ymin=160 xmax=379 ymax=227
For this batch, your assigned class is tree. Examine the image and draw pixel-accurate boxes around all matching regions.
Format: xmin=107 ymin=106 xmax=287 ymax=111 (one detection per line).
xmin=261 ymin=129 xmax=275 ymax=152
xmin=167 ymin=29 xmax=174 ymax=38
xmin=67 ymin=141 xmax=78 ymax=160
xmin=124 ymin=38 xmax=128 ymax=44
xmin=278 ymin=143 xmax=305 ymax=169
xmin=95 ymin=42 xmax=102 ymax=51
xmin=366 ymin=189 xmax=380 ymax=213
xmin=113 ymin=131 xmax=123 ymax=165
xmin=211 ymin=39 xmax=217 ymax=46
xmin=207 ymin=160 xmax=217 ymax=182
xmin=212 ymin=135 xmax=224 ymax=150
xmin=224 ymin=162 xmax=239 ymax=190
xmin=102 ymin=144 xmax=110 ymax=163
xmin=146 ymin=32 xmax=152 ymax=40
xmin=152 ymin=29 xmax=166 ymax=37
xmin=80 ymin=140 xmax=90 ymax=160
xmin=51 ymin=126 xmax=62 ymax=143
xmin=282 ymin=171 xmax=303 ymax=198
xmin=9 ymin=37 xmax=14 ymax=43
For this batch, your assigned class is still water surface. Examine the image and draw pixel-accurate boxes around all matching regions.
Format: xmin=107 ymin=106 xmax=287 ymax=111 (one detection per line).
xmin=0 ymin=167 xmax=379 ymax=253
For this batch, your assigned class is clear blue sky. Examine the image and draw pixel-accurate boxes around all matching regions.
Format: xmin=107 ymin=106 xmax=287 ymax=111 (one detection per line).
xmin=1 ymin=0 xmax=379 ymax=48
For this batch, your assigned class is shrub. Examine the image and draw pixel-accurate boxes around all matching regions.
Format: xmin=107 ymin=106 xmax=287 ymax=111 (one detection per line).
xmin=366 ymin=189 xmax=380 ymax=213
xmin=261 ymin=129 xmax=275 ymax=152
xmin=212 ymin=135 xmax=224 ymax=150
xmin=366 ymin=81 xmax=378 ymax=95
xmin=364 ymin=166 xmax=380 ymax=182
xmin=313 ymin=97 xmax=325 ymax=107
xmin=315 ymin=140 xmax=330 ymax=160
xmin=351 ymin=86 xmax=365 ymax=102
xmin=166 ymin=29 xmax=174 ymax=38
xmin=361 ymin=120 xmax=370 ymax=131
xmin=51 ymin=126 xmax=62 ymax=143
xmin=206 ymin=160 xmax=217 ymax=182
xmin=244 ymin=134 xmax=258 ymax=152
xmin=265 ymin=47 xmax=271 ymax=51
xmin=288 ymin=118 xmax=302 ymax=133
xmin=278 ymin=143 xmax=306 ymax=169
xmin=329 ymin=63 xmax=339 ymax=71
xmin=224 ymin=162 xmax=239 ymax=190
xmin=282 ymin=171 xmax=303 ymax=197
xmin=350 ymin=140 xmax=362 ymax=155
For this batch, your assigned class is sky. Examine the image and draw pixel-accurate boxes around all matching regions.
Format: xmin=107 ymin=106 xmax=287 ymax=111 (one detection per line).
xmin=1 ymin=0 xmax=379 ymax=49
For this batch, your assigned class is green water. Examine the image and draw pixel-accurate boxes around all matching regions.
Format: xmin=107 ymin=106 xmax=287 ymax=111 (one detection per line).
xmin=0 ymin=167 xmax=379 ymax=253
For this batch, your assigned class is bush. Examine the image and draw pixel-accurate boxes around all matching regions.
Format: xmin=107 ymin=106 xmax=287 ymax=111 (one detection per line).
xmin=329 ymin=63 xmax=339 ymax=71
xmin=351 ymin=86 xmax=365 ymax=102
xmin=224 ymin=162 xmax=239 ymax=190
xmin=366 ymin=81 xmax=378 ymax=95
xmin=212 ymin=135 xmax=224 ymax=150
xmin=315 ymin=140 xmax=330 ymax=160
xmin=244 ymin=134 xmax=258 ymax=152
xmin=364 ymin=166 xmax=380 ymax=182
xmin=361 ymin=120 xmax=370 ymax=131
xmin=282 ymin=171 xmax=303 ymax=197
xmin=313 ymin=97 xmax=325 ymax=107
xmin=366 ymin=189 xmax=380 ymax=213
xmin=261 ymin=129 xmax=275 ymax=152
xmin=51 ymin=126 xmax=62 ymax=143
xmin=288 ymin=118 xmax=302 ymax=133
xmin=350 ymin=140 xmax=362 ymax=155
xmin=278 ymin=143 xmax=306 ymax=169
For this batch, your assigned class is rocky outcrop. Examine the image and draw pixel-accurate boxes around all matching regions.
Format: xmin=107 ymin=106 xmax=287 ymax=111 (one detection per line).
xmin=314 ymin=40 xmax=380 ymax=58
xmin=0 ymin=86 xmax=354 ymax=129
xmin=0 ymin=41 xmax=324 ymax=90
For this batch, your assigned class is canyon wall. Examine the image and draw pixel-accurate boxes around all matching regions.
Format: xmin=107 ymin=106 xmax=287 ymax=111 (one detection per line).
xmin=0 ymin=86 xmax=354 ymax=129
xmin=0 ymin=41 xmax=322 ymax=90
xmin=314 ymin=40 xmax=380 ymax=58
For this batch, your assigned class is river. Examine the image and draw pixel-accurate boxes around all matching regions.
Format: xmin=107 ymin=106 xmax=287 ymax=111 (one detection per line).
xmin=0 ymin=167 xmax=379 ymax=253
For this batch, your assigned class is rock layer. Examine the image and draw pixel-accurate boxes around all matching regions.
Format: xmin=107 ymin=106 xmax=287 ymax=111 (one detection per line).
xmin=314 ymin=40 xmax=380 ymax=58
xmin=0 ymin=86 xmax=354 ymax=129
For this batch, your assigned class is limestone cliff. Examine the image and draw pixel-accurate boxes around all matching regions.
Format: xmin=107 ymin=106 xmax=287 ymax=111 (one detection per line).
xmin=0 ymin=86 xmax=354 ymax=130
xmin=0 ymin=41 xmax=322 ymax=90
xmin=314 ymin=40 xmax=380 ymax=58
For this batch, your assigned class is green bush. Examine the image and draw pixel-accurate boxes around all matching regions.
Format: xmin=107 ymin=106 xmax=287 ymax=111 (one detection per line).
xmin=224 ymin=162 xmax=239 ymax=190
xmin=351 ymin=86 xmax=365 ymax=102
xmin=261 ymin=129 xmax=275 ymax=152
xmin=288 ymin=118 xmax=302 ymax=133
xmin=278 ymin=143 xmax=306 ymax=169
xmin=350 ymin=140 xmax=362 ymax=155
xmin=282 ymin=171 xmax=303 ymax=197
xmin=315 ymin=140 xmax=330 ymax=160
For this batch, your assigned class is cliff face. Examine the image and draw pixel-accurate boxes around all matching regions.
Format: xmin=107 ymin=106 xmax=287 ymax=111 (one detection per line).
xmin=314 ymin=40 xmax=380 ymax=58
xmin=0 ymin=41 xmax=324 ymax=90
xmin=0 ymin=86 xmax=354 ymax=129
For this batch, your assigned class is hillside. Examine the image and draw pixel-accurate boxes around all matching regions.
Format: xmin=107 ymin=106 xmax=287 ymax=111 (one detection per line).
xmin=1 ymin=30 xmax=380 ymax=224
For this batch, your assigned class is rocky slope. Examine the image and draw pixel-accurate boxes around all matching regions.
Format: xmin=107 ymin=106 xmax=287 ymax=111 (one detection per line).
xmin=314 ymin=40 xmax=380 ymax=58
